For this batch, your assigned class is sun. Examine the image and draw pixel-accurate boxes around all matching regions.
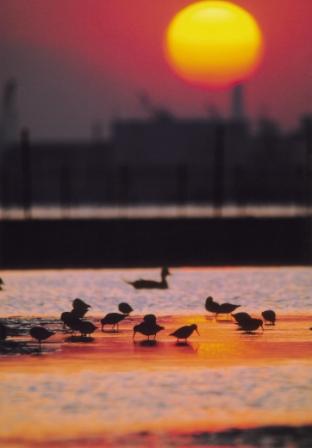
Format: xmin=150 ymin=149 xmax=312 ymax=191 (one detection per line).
xmin=165 ymin=1 xmax=264 ymax=87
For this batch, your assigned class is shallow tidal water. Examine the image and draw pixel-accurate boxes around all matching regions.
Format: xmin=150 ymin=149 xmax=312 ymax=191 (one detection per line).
xmin=0 ymin=267 xmax=312 ymax=447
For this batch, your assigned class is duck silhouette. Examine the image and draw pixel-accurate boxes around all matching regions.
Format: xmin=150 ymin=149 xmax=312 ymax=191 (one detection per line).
xmin=101 ymin=313 xmax=126 ymax=331
xmin=0 ymin=322 xmax=8 ymax=341
xmin=262 ymin=309 xmax=276 ymax=325
xmin=118 ymin=302 xmax=133 ymax=315
xmin=30 ymin=326 xmax=55 ymax=346
xmin=170 ymin=324 xmax=199 ymax=342
xmin=237 ymin=318 xmax=263 ymax=333
xmin=126 ymin=267 xmax=171 ymax=289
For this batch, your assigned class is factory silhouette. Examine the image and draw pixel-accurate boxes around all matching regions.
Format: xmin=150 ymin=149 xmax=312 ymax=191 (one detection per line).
xmin=0 ymin=79 xmax=311 ymax=212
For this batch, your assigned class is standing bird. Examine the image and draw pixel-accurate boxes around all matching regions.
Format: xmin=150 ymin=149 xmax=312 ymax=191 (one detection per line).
xmin=118 ymin=302 xmax=133 ymax=315
xmin=60 ymin=311 xmax=76 ymax=329
xmin=218 ymin=302 xmax=241 ymax=316
xmin=72 ymin=298 xmax=91 ymax=319
xmin=262 ymin=309 xmax=276 ymax=325
xmin=232 ymin=312 xmax=252 ymax=325
xmin=75 ymin=320 xmax=97 ymax=337
xmin=133 ymin=322 xmax=164 ymax=341
xmin=143 ymin=314 xmax=157 ymax=324
xmin=170 ymin=324 xmax=199 ymax=343
xmin=125 ymin=267 xmax=171 ymax=289
xmin=237 ymin=318 xmax=263 ymax=333
xmin=30 ymin=326 xmax=54 ymax=347
xmin=0 ymin=278 xmax=4 ymax=290
xmin=101 ymin=313 xmax=126 ymax=332
xmin=205 ymin=296 xmax=240 ymax=318
xmin=0 ymin=323 xmax=8 ymax=341
xmin=205 ymin=296 xmax=221 ymax=316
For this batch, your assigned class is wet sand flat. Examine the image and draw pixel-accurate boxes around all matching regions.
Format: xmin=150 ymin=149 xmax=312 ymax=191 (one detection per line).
xmin=1 ymin=314 xmax=312 ymax=447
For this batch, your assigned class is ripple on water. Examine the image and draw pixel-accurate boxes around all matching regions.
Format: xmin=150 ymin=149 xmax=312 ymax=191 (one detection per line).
xmin=0 ymin=267 xmax=311 ymax=317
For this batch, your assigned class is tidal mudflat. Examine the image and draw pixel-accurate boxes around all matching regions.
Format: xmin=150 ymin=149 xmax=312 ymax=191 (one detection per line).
xmin=1 ymin=267 xmax=312 ymax=447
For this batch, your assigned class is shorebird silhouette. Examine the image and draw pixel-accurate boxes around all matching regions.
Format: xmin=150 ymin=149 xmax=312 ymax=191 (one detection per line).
xmin=72 ymin=298 xmax=91 ymax=319
xmin=170 ymin=324 xmax=199 ymax=342
xmin=218 ymin=302 xmax=241 ymax=315
xmin=101 ymin=313 xmax=126 ymax=331
xmin=125 ymin=267 xmax=171 ymax=289
xmin=0 ymin=323 xmax=8 ymax=341
xmin=232 ymin=312 xmax=252 ymax=325
xmin=118 ymin=302 xmax=133 ymax=315
xmin=0 ymin=278 xmax=4 ymax=290
xmin=262 ymin=309 xmax=276 ymax=325
xmin=237 ymin=318 xmax=263 ymax=333
xmin=205 ymin=296 xmax=240 ymax=317
xmin=30 ymin=326 xmax=54 ymax=346
xmin=75 ymin=320 xmax=97 ymax=337
xmin=205 ymin=296 xmax=221 ymax=315
xmin=143 ymin=314 xmax=157 ymax=324
xmin=133 ymin=319 xmax=164 ymax=340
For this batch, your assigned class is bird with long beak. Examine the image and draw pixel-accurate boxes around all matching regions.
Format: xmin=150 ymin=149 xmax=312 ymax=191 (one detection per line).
xmin=170 ymin=324 xmax=199 ymax=342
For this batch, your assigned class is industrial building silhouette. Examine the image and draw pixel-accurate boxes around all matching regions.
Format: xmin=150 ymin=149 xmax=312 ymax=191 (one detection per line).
xmin=0 ymin=82 xmax=311 ymax=209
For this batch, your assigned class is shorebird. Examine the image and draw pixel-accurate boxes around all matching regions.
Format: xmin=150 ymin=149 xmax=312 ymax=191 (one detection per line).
xmin=205 ymin=296 xmax=240 ymax=317
xmin=237 ymin=318 xmax=263 ymax=333
xmin=0 ymin=278 xmax=4 ymax=290
xmin=143 ymin=314 xmax=157 ymax=324
xmin=30 ymin=326 xmax=55 ymax=346
xmin=218 ymin=302 xmax=241 ymax=316
xmin=72 ymin=298 xmax=91 ymax=318
xmin=101 ymin=313 xmax=126 ymax=331
xmin=60 ymin=311 xmax=76 ymax=329
xmin=133 ymin=321 xmax=164 ymax=340
xmin=75 ymin=320 xmax=97 ymax=337
xmin=0 ymin=323 xmax=8 ymax=341
xmin=118 ymin=302 xmax=133 ymax=315
xmin=262 ymin=309 xmax=276 ymax=325
xmin=205 ymin=296 xmax=221 ymax=316
xmin=232 ymin=312 xmax=252 ymax=325
xmin=125 ymin=267 xmax=171 ymax=289
xmin=73 ymin=298 xmax=90 ymax=309
xmin=170 ymin=324 xmax=199 ymax=342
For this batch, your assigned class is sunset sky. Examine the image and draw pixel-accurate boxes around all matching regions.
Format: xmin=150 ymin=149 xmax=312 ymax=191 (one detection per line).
xmin=1 ymin=0 xmax=312 ymax=140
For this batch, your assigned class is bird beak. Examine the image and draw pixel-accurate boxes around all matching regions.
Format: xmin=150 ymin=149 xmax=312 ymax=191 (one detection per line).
xmin=133 ymin=331 xmax=136 ymax=340
xmin=196 ymin=329 xmax=200 ymax=335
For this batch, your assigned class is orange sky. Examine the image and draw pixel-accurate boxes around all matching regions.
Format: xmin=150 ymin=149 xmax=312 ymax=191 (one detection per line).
xmin=1 ymin=0 xmax=312 ymax=139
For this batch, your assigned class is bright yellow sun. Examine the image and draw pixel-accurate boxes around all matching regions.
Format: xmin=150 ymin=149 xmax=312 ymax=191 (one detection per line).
xmin=165 ymin=1 xmax=264 ymax=87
